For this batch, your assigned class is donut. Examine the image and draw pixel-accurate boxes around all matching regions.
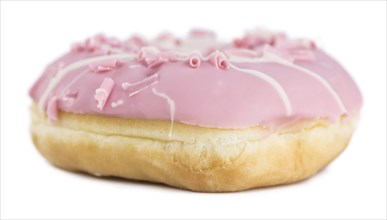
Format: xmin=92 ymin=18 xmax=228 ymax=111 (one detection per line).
xmin=29 ymin=29 xmax=362 ymax=192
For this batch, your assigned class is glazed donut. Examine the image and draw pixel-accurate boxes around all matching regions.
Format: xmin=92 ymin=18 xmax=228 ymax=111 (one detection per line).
xmin=30 ymin=29 xmax=362 ymax=192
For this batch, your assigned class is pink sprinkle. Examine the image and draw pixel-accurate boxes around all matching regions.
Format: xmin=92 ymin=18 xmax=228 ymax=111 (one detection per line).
xmin=233 ymin=29 xmax=275 ymax=49
xmin=160 ymin=51 xmax=177 ymax=62
xmin=126 ymin=35 xmax=148 ymax=50
xmin=94 ymin=33 xmax=107 ymax=43
xmin=273 ymin=32 xmax=287 ymax=42
xmin=148 ymin=57 xmax=168 ymax=68
xmin=138 ymin=47 xmax=169 ymax=68
xmin=94 ymin=78 xmax=115 ymax=111
xmin=189 ymin=29 xmax=216 ymax=38
xmin=121 ymin=82 xmax=131 ymax=90
xmin=63 ymin=90 xmax=78 ymax=98
xmin=263 ymin=44 xmax=315 ymax=62
xmin=106 ymin=37 xmax=122 ymax=48
xmin=277 ymin=39 xmax=317 ymax=50
xmin=47 ymin=96 xmax=58 ymax=122
xmin=111 ymin=99 xmax=124 ymax=108
xmin=71 ymin=43 xmax=84 ymax=52
xmin=71 ymin=34 xmax=112 ymax=53
xmin=233 ymin=38 xmax=244 ymax=48
xmin=84 ymin=38 xmax=101 ymax=52
xmin=209 ymin=51 xmax=230 ymax=70
xmin=138 ymin=47 xmax=159 ymax=62
xmin=295 ymin=39 xmax=316 ymax=50
xmin=188 ymin=52 xmax=201 ymax=68
xmin=122 ymin=74 xmax=159 ymax=96
xmin=89 ymin=59 xmax=122 ymax=73
xmin=233 ymin=35 xmax=265 ymax=49
xmin=91 ymin=65 xmax=112 ymax=73
xmin=155 ymin=32 xmax=174 ymax=41
xmin=61 ymin=97 xmax=75 ymax=107
xmin=263 ymin=45 xmax=294 ymax=62
xmin=263 ymin=44 xmax=280 ymax=55
xmin=289 ymin=50 xmax=316 ymax=62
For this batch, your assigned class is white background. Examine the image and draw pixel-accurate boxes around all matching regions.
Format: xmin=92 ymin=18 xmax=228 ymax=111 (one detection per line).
xmin=1 ymin=1 xmax=386 ymax=219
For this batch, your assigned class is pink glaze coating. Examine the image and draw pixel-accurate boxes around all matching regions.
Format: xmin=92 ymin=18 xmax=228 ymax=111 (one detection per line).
xmin=29 ymin=29 xmax=362 ymax=129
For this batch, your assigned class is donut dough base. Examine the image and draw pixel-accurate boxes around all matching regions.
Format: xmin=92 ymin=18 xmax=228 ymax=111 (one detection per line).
xmin=31 ymin=104 xmax=356 ymax=192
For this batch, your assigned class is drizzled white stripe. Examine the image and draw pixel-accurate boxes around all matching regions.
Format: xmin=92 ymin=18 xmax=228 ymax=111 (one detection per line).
xmin=152 ymin=88 xmax=175 ymax=138
xmin=230 ymin=64 xmax=292 ymax=116
xmin=229 ymin=53 xmax=347 ymax=113
xmin=59 ymin=68 xmax=89 ymax=97
xmin=282 ymin=61 xmax=347 ymax=113
xmin=38 ymin=53 xmax=137 ymax=110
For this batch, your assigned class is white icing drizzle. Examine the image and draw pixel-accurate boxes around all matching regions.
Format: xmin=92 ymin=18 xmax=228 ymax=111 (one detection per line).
xmin=111 ymin=99 xmax=124 ymax=108
xmin=229 ymin=63 xmax=292 ymax=116
xmin=152 ymin=88 xmax=175 ymax=138
xmin=39 ymin=53 xmax=137 ymax=110
xmin=58 ymin=68 xmax=89 ymax=97
xmin=229 ymin=53 xmax=347 ymax=113
xmin=284 ymin=62 xmax=347 ymax=113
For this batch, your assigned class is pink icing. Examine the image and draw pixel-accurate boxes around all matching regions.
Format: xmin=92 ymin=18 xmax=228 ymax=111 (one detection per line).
xmin=29 ymin=29 xmax=362 ymax=129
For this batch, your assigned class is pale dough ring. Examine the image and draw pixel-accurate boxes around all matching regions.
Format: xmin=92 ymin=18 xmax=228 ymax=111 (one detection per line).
xmin=31 ymin=104 xmax=356 ymax=192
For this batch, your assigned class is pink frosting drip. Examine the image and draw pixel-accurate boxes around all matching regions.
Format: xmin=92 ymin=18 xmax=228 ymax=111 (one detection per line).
xmin=29 ymin=30 xmax=362 ymax=129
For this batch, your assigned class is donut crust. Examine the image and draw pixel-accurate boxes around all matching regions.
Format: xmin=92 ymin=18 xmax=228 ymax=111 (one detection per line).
xmin=30 ymin=104 xmax=357 ymax=192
